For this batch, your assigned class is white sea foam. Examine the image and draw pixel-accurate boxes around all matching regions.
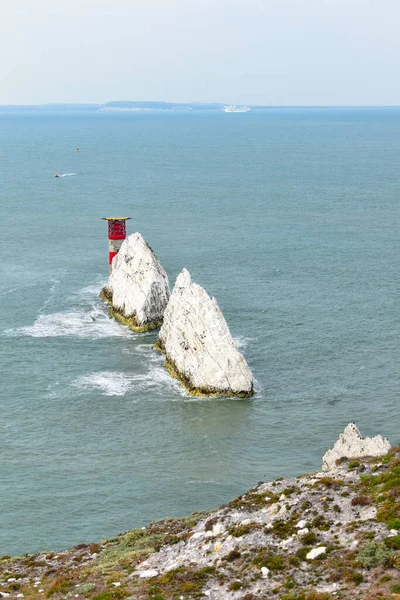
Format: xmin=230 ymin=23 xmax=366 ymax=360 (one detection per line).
xmin=73 ymin=372 xmax=138 ymax=396
xmin=59 ymin=173 xmax=77 ymax=178
xmin=38 ymin=278 xmax=60 ymax=313
xmin=77 ymin=283 xmax=104 ymax=296
xmin=233 ymin=335 xmax=253 ymax=350
xmin=4 ymin=306 xmax=131 ymax=339
xmin=72 ymin=363 xmax=182 ymax=397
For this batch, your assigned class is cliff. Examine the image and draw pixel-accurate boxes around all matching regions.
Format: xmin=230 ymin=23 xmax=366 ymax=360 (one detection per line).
xmin=155 ymin=269 xmax=254 ymax=397
xmin=1 ymin=425 xmax=398 ymax=600
xmin=100 ymin=233 xmax=170 ymax=333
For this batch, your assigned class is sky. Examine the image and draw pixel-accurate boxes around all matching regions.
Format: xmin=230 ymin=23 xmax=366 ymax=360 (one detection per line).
xmin=0 ymin=0 xmax=399 ymax=105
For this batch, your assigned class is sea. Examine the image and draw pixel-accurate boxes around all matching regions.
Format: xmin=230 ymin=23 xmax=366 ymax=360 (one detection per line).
xmin=1 ymin=108 xmax=399 ymax=556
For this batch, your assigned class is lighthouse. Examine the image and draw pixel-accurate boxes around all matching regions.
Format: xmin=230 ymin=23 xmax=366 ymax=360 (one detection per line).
xmin=102 ymin=217 xmax=131 ymax=269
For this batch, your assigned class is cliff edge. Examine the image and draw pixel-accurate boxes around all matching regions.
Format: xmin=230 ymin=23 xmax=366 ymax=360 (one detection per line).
xmin=1 ymin=425 xmax=398 ymax=600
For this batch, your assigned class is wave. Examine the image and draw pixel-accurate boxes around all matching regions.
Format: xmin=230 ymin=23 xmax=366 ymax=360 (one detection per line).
xmin=38 ymin=278 xmax=60 ymax=313
xmin=73 ymin=371 xmax=139 ymax=396
xmin=76 ymin=283 xmax=105 ymax=296
xmin=72 ymin=364 xmax=182 ymax=397
xmin=233 ymin=335 xmax=254 ymax=350
xmin=4 ymin=305 xmax=132 ymax=339
xmin=58 ymin=173 xmax=77 ymax=178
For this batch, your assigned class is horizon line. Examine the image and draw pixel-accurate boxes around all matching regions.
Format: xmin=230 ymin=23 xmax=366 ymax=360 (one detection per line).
xmin=0 ymin=101 xmax=400 ymax=109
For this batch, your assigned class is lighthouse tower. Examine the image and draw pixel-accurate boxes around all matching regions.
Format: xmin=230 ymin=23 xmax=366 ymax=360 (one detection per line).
xmin=102 ymin=217 xmax=131 ymax=269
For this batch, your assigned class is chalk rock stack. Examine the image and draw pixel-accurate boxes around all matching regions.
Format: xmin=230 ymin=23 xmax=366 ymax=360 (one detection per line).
xmin=322 ymin=423 xmax=391 ymax=471
xmin=156 ymin=268 xmax=254 ymax=397
xmin=100 ymin=233 xmax=170 ymax=332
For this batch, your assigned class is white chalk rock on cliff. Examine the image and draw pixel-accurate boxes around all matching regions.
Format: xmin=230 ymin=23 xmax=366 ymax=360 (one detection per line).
xmin=156 ymin=268 xmax=254 ymax=397
xmin=100 ymin=233 xmax=170 ymax=332
xmin=322 ymin=423 xmax=391 ymax=471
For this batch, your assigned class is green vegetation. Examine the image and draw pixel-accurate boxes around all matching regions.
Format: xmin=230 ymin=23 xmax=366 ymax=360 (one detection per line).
xmin=46 ymin=576 xmax=75 ymax=597
xmin=228 ymin=580 xmax=242 ymax=591
xmin=316 ymin=477 xmax=344 ymax=489
xmin=356 ymin=541 xmax=394 ymax=568
xmin=348 ymin=460 xmax=360 ymax=470
xmin=383 ymin=535 xmax=400 ymax=550
xmin=359 ymin=451 xmax=400 ymax=527
xmin=252 ymin=549 xmax=286 ymax=571
xmin=224 ymin=547 xmax=241 ymax=561
xmin=155 ymin=565 xmax=220 ymax=599
xmin=91 ymin=591 xmax=127 ymax=600
xmin=227 ymin=522 xmax=262 ymax=537
xmin=301 ymin=531 xmax=318 ymax=545
xmin=310 ymin=515 xmax=331 ymax=531
xmin=228 ymin=487 xmax=279 ymax=511
xmin=296 ymin=546 xmax=312 ymax=561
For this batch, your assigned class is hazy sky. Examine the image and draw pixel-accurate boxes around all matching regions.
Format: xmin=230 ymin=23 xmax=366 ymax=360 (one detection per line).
xmin=1 ymin=0 xmax=399 ymax=105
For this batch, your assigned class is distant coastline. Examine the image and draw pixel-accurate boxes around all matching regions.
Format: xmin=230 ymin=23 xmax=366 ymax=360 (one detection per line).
xmin=0 ymin=101 xmax=232 ymax=114
xmin=0 ymin=101 xmax=398 ymax=114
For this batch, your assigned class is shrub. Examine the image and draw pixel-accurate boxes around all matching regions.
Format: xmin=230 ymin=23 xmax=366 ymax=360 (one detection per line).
xmin=311 ymin=515 xmax=331 ymax=531
xmin=391 ymin=584 xmax=400 ymax=593
xmin=271 ymin=519 xmax=294 ymax=538
xmin=357 ymin=541 xmax=394 ymax=568
xmin=352 ymin=572 xmax=364 ymax=585
xmin=296 ymin=546 xmax=311 ymax=561
xmin=318 ymin=477 xmax=344 ymax=489
xmin=225 ymin=547 xmax=241 ymax=561
xmin=388 ymin=519 xmax=400 ymax=530
xmin=348 ymin=461 xmax=360 ymax=469
xmin=46 ymin=577 xmax=75 ymax=597
xmin=384 ymin=535 xmax=400 ymax=550
xmin=351 ymin=495 xmax=371 ymax=506
xmin=204 ymin=517 xmax=218 ymax=531
xmin=228 ymin=523 xmax=260 ymax=538
xmin=229 ymin=581 xmax=242 ymax=591
xmin=301 ymin=532 xmax=317 ymax=545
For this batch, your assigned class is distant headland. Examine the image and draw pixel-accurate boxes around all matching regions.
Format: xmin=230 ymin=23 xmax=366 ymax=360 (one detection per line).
xmin=0 ymin=101 xmax=258 ymax=113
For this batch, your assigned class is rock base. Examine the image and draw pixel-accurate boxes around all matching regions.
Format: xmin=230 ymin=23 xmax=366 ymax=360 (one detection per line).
xmin=154 ymin=339 xmax=254 ymax=398
xmin=100 ymin=288 xmax=162 ymax=333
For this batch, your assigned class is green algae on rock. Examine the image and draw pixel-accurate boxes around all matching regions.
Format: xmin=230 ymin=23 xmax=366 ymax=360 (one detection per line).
xmin=100 ymin=288 xmax=162 ymax=333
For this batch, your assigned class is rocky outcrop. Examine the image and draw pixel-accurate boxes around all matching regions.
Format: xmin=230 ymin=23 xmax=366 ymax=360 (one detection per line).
xmin=100 ymin=233 xmax=170 ymax=333
xmin=155 ymin=268 xmax=254 ymax=397
xmin=322 ymin=423 xmax=391 ymax=471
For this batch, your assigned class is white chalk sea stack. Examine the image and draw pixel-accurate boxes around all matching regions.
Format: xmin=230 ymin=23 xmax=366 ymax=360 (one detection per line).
xmin=156 ymin=268 xmax=254 ymax=397
xmin=100 ymin=233 xmax=170 ymax=332
xmin=322 ymin=423 xmax=391 ymax=471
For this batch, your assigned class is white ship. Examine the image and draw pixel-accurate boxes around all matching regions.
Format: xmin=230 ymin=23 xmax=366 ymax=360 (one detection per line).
xmin=224 ymin=105 xmax=251 ymax=113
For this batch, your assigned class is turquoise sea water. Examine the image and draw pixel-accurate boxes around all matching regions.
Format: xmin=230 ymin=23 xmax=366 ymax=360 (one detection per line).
xmin=1 ymin=108 xmax=399 ymax=556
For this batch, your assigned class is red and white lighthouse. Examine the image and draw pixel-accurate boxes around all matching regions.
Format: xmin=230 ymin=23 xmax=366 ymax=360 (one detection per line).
xmin=102 ymin=217 xmax=131 ymax=269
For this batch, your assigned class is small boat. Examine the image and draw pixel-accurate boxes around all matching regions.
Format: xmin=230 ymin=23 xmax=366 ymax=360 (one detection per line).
xmin=55 ymin=172 xmax=61 ymax=178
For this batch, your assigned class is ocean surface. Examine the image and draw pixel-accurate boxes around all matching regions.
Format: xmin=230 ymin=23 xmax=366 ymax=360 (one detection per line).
xmin=1 ymin=108 xmax=399 ymax=556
